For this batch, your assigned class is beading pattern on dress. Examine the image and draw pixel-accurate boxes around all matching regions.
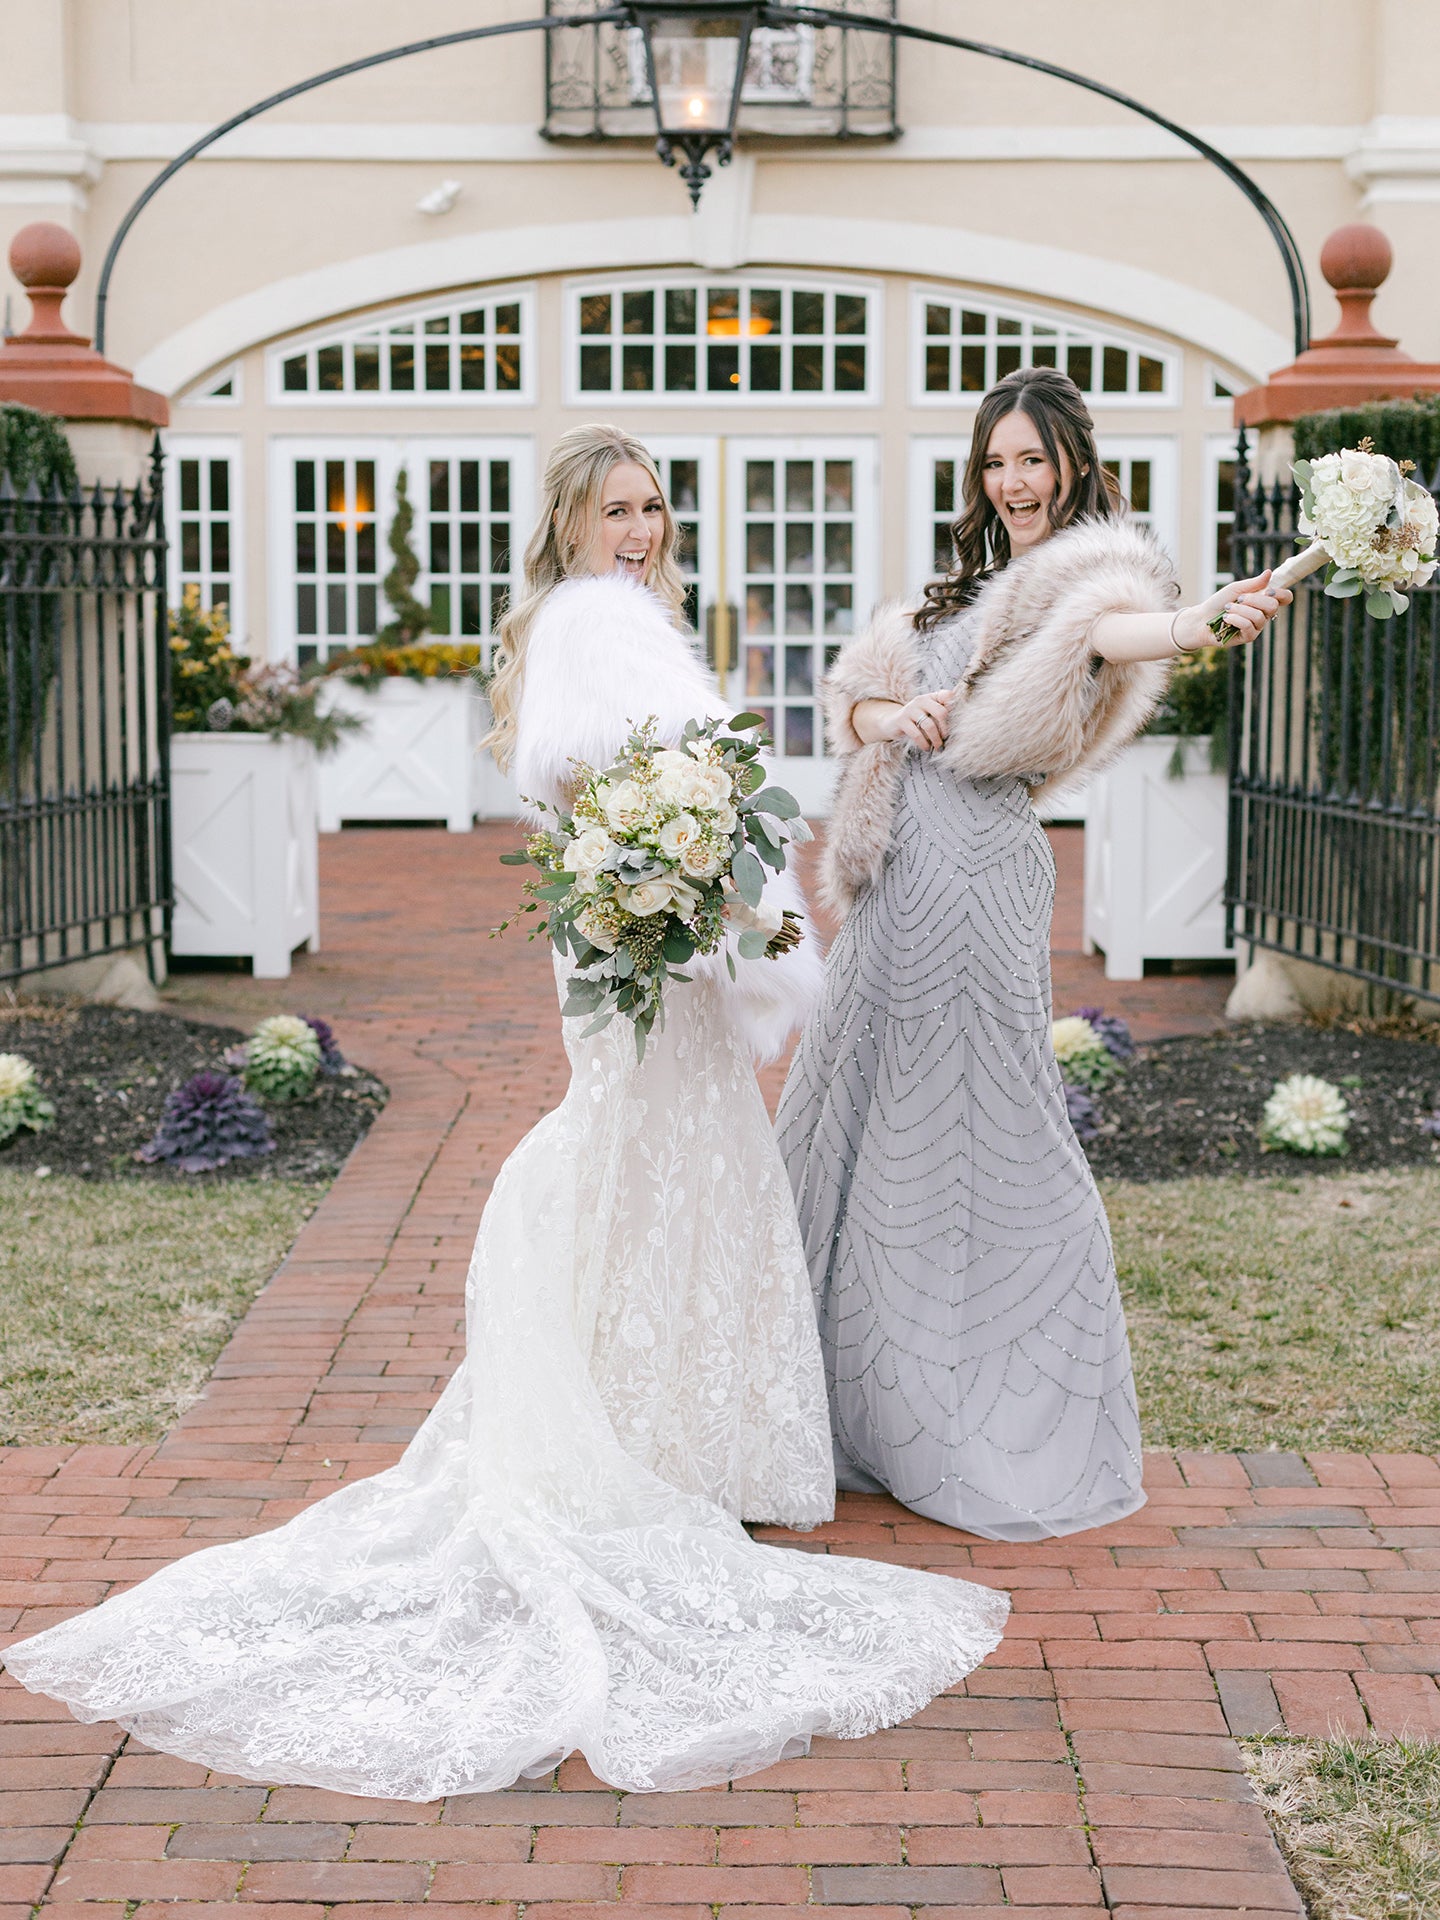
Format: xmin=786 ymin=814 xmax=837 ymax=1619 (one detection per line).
xmin=777 ymin=616 xmax=1145 ymax=1543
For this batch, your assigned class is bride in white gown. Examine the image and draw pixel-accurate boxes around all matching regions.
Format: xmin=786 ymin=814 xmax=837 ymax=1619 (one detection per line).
xmin=4 ymin=425 xmax=1008 ymax=1799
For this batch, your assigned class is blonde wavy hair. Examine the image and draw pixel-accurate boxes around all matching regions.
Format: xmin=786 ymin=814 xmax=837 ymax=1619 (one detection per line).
xmin=484 ymin=424 xmax=688 ymax=771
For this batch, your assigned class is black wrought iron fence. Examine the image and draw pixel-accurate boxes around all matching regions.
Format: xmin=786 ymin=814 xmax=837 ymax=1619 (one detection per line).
xmin=1226 ymin=426 xmax=1440 ymax=1003
xmin=1 ymin=440 xmax=170 ymax=982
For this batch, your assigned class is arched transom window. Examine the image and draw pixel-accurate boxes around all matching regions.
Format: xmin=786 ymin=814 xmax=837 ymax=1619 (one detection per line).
xmin=569 ymin=278 xmax=875 ymax=402
xmin=914 ymin=291 xmax=1176 ymax=406
xmin=270 ymin=291 xmax=533 ymax=403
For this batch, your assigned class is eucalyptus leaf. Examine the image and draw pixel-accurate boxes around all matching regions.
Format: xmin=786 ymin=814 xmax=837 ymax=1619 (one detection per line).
xmin=729 ymin=712 xmax=766 ymax=730
xmin=1365 ymin=590 xmax=1397 ymax=619
xmin=580 ymin=1012 xmax=615 ymax=1037
xmin=662 ymin=929 xmax=696 ymax=962
xmin=755 ymin=837 xmax=786 ymax=871
xmin=1324 ymin=580 xmax=1364 ymax=598
xmin=730 ymin=846 xmax=765 ymax=907
xmin=749 ymin=785 xmax=801 ymax=819
xmin=499 ymin=850 xmax=533 ymax=866
xmin=736 ymin=928 xmax=770 ymax=959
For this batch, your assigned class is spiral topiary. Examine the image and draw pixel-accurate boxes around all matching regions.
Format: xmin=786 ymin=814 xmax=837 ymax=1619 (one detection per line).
xmin=242 ymin=1014 xmax=322 ymax=1103
xmin=0 ymin=1053 xmax=56 ymax=1146
xmin=136 ymin=1072 xmax=274 ymax=1173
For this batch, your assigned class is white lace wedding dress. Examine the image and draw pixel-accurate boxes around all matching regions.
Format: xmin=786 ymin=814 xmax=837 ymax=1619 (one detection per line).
xmin=4 ymin=577 xmax=1009 ymax=1799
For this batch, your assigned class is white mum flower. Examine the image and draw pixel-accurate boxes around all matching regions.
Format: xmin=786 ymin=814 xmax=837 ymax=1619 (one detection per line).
xmin=0 ymin=1054 xmax=37 ymax=1102
xmin=1260 ymin=1073 xmax=1350 ymax=1155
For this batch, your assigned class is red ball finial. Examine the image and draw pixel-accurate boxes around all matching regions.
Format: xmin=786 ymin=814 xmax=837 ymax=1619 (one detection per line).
xmin=1320 ymin=223 xmax=1392 ymax=296
xmin=9 ymin=222 xmax=82 ymax=292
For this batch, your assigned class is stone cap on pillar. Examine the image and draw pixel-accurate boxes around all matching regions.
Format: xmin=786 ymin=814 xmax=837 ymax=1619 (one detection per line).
xmin=0 ymin=222 xmax=168 ymax=427
xmin=1235 ymin=224 xmax=1440 ymax=427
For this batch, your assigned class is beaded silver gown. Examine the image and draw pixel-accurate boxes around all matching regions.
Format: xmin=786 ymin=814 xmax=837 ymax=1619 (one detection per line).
xmin=776 ymin=615 xmax=1146 ymax=1542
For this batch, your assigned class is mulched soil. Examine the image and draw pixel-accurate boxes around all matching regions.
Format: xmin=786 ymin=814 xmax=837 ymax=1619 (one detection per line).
xmin=0 ymin=1002 xmax=386 ymax=1183
xmin=1084 ymin=1019 xmax=1440 ymax=1182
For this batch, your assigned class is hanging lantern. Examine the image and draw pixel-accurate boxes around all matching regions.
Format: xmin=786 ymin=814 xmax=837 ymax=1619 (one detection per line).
xmin=629 ymin=2 xmax=759 ymax=207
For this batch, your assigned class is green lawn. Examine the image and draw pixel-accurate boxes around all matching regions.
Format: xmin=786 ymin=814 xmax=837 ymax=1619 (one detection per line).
xmin=0 ymin=1170 xmax=316 ymax=1444
xmin=1108 ymin=1168 xmax=1440 ymax=1452
xmin=1242 ymin=1735 xmax=1440 ymax=1920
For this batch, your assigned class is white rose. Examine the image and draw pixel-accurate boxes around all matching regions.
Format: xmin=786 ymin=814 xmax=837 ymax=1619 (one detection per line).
xmin=652 ymin=749 xmax=694 ymax=776
xmin=669 ymin=879 xmax=702 ymax=921
xmin=603 ymin=778 xmax=650 ymax=834
xmin=686 ymin=763 xmax=732 ymax=810
xmin=708 ymin=799 xmax=738 ymax=834
xmin=656 ymin=812 xmax=701 ymax=859
xmin=620 ymin=877 xmax=674 ymax=916
xmin=570 ymin=825 xmax=614 ymax=877
xmin=680 ymin=839 xmax=726 ymax=881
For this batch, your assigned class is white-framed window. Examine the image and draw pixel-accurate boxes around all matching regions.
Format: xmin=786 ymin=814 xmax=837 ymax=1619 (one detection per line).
xmin=181 ymin=362 xmax=242 ymax=407
xmin=1207 ymin=366 xmax=1239 ymax=407
xmin=644 ymin=437 xmax=720 ymax=636
xmin=1205 ymin=433 xmax=1240 ymax=593
xmin=725 ymin=437 xmax=879 ymax=808
xmin=269 ymin=289 xmax=534 ymax=405
xmin=268 ymin=437 xmax=534 ymax=665
xmin=165 ymin=435 xmax=242 ymax=637
xmin=912 ymin=289 xmax=1177 ymax=408
xmin=567 ymin=276 xmax=878 ymax=404
xmin=907 ymin=433 xmax=1180 ymax=597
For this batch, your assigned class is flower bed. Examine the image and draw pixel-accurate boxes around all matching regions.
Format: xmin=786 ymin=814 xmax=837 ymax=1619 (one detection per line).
xmin=0 ymin=1002 xmax=385 ymax=1183
xmin=1082 ymin=1020 xmax=1440 ymax=1182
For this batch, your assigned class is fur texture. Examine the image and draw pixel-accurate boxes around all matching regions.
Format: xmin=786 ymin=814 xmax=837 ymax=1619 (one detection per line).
xmin=513 ymin=573 xmax=823 ymax=1062
xmin=820 ymin=518 xmax=1177 ymax=916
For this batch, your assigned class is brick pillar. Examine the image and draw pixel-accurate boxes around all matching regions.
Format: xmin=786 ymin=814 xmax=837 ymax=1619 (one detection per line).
xmin=0 ymin=221 xmax=167 ymax=481
xmin=1235 ymin=222 xmax=1440 ymax=481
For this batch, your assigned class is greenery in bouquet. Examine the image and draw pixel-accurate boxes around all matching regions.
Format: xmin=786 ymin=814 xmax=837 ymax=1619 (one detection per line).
xmin=0 ymin=1052 xmax=55 ymax=1146
xmin=169 ymin=589 xmax=362 ymax=753
xmin=500 ymin=713 xmax=808 ymax=1058
xmin=1294 ymin=441 xmax=1437 ymax=618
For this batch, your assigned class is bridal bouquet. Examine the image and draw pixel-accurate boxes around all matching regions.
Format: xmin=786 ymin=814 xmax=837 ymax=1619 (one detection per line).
xmin=501 ymin=713 xmax=808 ymax=1056
xmin=1213 ymin=439 xmax=1437 ymax=640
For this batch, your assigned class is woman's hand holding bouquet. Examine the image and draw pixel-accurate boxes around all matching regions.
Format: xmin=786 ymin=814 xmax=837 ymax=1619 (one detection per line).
xmin=1211 ymin=439 xmax=1437 ymax=643
xmin=500 ymin=713 xmax=809 ymax=1057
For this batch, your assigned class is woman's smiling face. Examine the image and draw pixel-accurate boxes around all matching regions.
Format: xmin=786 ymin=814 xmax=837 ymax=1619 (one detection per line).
xmin=584 ymin=461 xmax=666 ymax=581
xmin=980 ymin=405 xmax=1074 ymax=553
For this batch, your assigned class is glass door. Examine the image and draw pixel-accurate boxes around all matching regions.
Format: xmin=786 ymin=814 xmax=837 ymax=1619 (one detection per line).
xmin=725 ymin=436 xmax=878 ymax=814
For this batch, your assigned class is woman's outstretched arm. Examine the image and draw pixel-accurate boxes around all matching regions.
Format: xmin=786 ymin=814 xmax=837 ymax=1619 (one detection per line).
xmin=1091 ymin=569 xmax=1289 ymax=662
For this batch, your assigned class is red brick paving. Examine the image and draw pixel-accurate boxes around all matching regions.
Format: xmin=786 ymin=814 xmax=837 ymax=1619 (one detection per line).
xmin=4 ymin=825 xmax=1436 ymax=1920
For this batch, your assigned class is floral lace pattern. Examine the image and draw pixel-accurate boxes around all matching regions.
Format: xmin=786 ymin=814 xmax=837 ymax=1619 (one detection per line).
xmin=4 ymin=967 xmax=1009 ymax=1798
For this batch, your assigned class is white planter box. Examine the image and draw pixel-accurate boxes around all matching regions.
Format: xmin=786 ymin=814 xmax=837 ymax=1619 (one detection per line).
xmin=1082 ymin=735 xmax=1230 ymax=980
xmin=170 ymin=734 xmax=319 ymax=980
xmin=314 ymin=677 xmax=512 ymax=831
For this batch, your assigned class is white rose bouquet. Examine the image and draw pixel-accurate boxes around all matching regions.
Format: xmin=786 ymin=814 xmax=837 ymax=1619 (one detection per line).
xmin=1212 ymin=438 xmax=1437 ymax=641
xmin=500 ymin=712 xmax=809 ymax=1057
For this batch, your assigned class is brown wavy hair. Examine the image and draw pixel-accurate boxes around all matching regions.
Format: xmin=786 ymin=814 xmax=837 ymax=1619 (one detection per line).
xmin=915 ymin=366 xmax=1122 ymax=632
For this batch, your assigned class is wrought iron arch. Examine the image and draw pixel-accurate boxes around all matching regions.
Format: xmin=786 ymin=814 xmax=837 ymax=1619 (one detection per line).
xmin=93 ymin=4 xmax=1310 ymax=361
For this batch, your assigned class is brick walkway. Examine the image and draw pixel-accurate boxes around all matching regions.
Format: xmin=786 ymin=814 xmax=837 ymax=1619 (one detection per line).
xmin=4 ymin=826 xmax=1438 ymax=1920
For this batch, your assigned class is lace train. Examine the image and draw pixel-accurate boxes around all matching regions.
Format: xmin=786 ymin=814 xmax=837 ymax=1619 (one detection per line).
xmin=4 ymin=973 xmax=1008 ymax=1797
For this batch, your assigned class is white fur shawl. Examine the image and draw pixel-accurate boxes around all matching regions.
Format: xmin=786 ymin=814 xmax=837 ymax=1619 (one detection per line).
xmin=513 ymin=573 xmax=823 ymax=1062
xmin=820 ymin=517 xmax=1176 ymax=916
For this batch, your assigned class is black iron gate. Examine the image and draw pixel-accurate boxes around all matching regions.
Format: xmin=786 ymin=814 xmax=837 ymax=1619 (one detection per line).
xmin=1 ymin=440 xmax=171 ymax=983
xmin=1226 ymin=427 xmax=1440 ymax=1003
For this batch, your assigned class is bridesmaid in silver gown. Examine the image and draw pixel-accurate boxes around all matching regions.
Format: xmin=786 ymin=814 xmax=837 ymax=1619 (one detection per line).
xmin=777 ymin=367 xmax=1289 ymax=1541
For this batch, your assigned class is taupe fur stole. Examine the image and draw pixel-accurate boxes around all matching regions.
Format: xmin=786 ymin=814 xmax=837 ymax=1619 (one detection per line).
xmin=820 ymin=517 xmax=1176 ymax=916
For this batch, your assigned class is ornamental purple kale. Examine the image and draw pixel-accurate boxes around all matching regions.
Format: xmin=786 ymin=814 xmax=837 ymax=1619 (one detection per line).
xmin=1064 ymin=1082 xmax=1103 ymax=1145
xmin=1070 ymin=1007 xmax=1135 ymax=1062
xmin=137 ymin=1072 xmax=275 ymax=1173
xmin=302 ymin=1014 xmax=347 ymax=1074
